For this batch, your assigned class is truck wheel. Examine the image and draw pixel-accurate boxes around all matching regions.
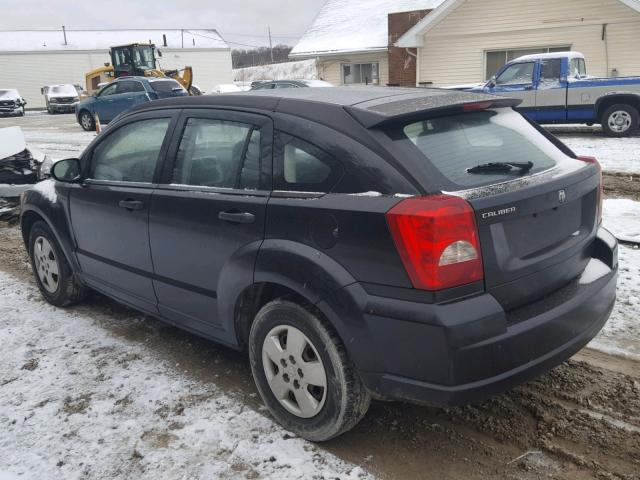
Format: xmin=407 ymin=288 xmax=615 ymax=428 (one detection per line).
xmin=601 ymin=104 xmax=639 ymax=137
xmin=249 ymin=300 xmax=371 ymax=441
xmin=79 ymin=110 xmax=96 ymax=131
xmin=28 ymin=221 xmax=89 ymax=307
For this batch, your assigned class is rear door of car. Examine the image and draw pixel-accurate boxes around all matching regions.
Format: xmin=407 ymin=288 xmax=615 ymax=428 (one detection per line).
xmin=109 ymin=80 xmax=150 ymax=116
xmin=69 ymin=110 xmax=179 ymax=313
xmin=148 ymin=108 xmax=272 ymax=338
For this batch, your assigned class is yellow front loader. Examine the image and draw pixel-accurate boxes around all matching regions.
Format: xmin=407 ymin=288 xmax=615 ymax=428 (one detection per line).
xmin=84 ymin=43 xmax=194 ymax=95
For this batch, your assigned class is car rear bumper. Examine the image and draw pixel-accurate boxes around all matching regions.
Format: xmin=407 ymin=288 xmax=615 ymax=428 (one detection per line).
xmin=348 ymin=227 xmax=618 ymax=406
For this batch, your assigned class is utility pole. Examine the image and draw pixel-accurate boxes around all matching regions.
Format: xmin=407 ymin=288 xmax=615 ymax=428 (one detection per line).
xmin=268 ymin=26 xmax=274 ymax=63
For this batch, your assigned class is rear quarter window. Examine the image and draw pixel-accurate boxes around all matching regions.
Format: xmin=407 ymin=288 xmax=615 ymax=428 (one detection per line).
xmin=396 ymin=109 xmax=564 ymax=190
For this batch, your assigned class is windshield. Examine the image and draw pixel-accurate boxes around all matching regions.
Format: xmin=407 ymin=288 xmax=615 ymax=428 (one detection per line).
xmin=50 ymin=85 xmax=77 ymax=95
xmin=395 ymin=109 xmax=562 ymax=189
xmin=133 ymin=46 xmax=155 ymax=70
xmin=0 ymin=89 xmax=18 ymax=99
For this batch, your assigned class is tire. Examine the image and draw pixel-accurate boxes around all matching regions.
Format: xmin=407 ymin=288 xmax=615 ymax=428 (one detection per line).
xmin=47 ymin=105 xmax=53 ymax=114
xmin=28 ymin=221 xmax=89 ymax=307
xmin=249 ymin=300 xmax=371 ymax=441
xmin=601 ymin=104 xmax=639 ymax=137
xmin=79 ymin=110 xmax=95 ymax=131
xmin=19 ymin=106 xmax=25 ymax=116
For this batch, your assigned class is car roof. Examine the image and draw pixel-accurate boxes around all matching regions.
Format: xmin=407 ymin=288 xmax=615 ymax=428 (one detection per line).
xmin=130 ymin=86 xmax=519 ymax=128
xmin=511 ymin=51 xmax=585 ymax=63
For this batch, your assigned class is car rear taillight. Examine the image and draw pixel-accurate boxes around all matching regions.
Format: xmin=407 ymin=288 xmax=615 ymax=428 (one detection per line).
xmin=385 ymin=195 xmax=484 ymax=291
xmin=577 ymin=155 xmax=603 ymax=224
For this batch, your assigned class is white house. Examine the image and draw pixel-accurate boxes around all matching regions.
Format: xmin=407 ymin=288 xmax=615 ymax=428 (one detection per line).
xmin=290 ymin=0 xmax=444 ymax=86
xmin=396 ymin=0 xmax=640 ymax=87
xmin=0 ymin=29 xmax=233 ymax=108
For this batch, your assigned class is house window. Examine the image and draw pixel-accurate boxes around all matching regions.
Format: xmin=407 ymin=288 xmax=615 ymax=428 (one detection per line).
xmin=485 ymin=46 xmax=571 ymax=80
xmin=342 ymin=63 xmax=380 ymax=85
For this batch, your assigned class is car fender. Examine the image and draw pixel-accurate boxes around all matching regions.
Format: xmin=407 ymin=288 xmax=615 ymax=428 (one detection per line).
xmin=20 ymin=181 xmax=81 ymax=273
xmin=594 ymin=91 xmax=640 ymax=114
xmin=253 ymin=239 xmax=370 ymax=359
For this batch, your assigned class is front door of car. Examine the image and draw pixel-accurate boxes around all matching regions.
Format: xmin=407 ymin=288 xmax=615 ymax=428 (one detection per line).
xmin=92 ymin=83 xmax=120 ymax=122
xmin=69 ymin=111 xmax=179 ymax=313
xmin=486 ymin=61 xmax=537 ymax=108
xmin=148 ymin=109 xmax=272 ymax=340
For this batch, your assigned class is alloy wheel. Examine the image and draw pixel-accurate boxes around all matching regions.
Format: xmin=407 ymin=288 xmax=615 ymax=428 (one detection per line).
xmin=262 ymin=325 xmax=328 ymax=418
xmin=33 ymin=236 xmax=60 ymax=293
xmin=608 ymin=110 xmax=632 ymax=133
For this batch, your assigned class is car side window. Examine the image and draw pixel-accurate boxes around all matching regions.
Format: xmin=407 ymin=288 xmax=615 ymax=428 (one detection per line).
xmin=495 ymin=62 xmax=535 ymax=85
xmin=98 ymin=83 xmax=118 ymax=97
xmin=274 ymin=83 xmax=297 ymax=89
xmin=89 ymin=118 xmax=171 ymax=183
xmin=539 ymin=58 xmax=562 ymax=85
xmin=172 ymin=118 xmax=262 ymax=190
xmin=274 ymin=132 xmax=343 ymax=192
xmin=116 ymin=80 xmax=145 ymax=94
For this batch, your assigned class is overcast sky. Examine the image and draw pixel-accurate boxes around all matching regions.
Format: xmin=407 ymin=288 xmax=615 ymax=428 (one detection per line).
xmin=0 ymin=0 xmax=326 ymax=48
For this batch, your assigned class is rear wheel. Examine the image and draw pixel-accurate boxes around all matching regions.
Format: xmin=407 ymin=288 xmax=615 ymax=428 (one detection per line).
xmin=79 ymin=110 xmax=95 ymax=131
xmin=249 ymin=300 xmax=370 ymax=441
xmin=601 ymin=104 xmax=639 ymax=137
xmin=28 ymin=221 xmax=89 ymax=307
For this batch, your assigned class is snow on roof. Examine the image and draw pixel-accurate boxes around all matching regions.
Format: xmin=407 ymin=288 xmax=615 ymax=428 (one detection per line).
xmin=0 ymin=29 xmax=228 ymax=53
xmin=397 ymin=0 xmax=640 ymax=47
xmin=290 ymin=0 xmax=444 ymax=57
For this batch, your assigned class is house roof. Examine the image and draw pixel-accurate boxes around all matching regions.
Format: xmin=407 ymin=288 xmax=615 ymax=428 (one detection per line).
xmin=396 ymin=0 xmax=640 ymax=47
xmin=0 ymin=29 xmax=228 ymax=53
xmin=290 ymin=0 xmax=444 ymax=57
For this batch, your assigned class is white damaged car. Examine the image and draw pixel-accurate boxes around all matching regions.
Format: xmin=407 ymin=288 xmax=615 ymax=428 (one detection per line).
xmin=0 ymin=126 xmax=51 ymax=196
xmin=0 ymin=89 xmax=27 ymax=117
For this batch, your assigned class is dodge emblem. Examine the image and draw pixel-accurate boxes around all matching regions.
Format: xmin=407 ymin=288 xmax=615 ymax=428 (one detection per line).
xmin=559 ymin=190 xmax=567 ymax=203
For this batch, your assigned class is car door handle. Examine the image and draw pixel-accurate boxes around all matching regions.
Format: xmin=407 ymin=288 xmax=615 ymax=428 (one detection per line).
xmin=218 ymin=211 xmax=255 ymax=224
xmin=118 ymin=199 xmax=144 ymax=211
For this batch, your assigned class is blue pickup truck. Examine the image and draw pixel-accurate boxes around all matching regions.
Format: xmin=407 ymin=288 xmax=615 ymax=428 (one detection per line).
xmin=464 ymin=52 xmax=640 ymax=137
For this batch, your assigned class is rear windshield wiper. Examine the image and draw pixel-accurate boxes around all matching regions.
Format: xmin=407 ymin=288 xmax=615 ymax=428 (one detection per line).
xmin=467 ymin=161 xmax=534 ymax=175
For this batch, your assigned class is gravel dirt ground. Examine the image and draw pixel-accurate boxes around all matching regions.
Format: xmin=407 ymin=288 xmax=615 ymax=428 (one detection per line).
xmin=1 ymin=113 xmax=639 ymax=479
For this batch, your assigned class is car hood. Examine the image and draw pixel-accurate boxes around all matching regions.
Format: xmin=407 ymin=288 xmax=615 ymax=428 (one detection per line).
xmin=0 ymin=127 xmax=27 ymax=160
xmin=49 ymin=93 xmax=78 ymax=99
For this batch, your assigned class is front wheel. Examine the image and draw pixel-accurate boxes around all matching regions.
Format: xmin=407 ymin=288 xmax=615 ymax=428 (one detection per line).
xmin=249 ymin=300 xmax=371 ymax=441
xmin=79 ymin=110 xmax=96 ymax=131
xmin=28 ymin=221 xmax=89 ymax=307
xmin=601 ymin=104 xmax=639 ymax=137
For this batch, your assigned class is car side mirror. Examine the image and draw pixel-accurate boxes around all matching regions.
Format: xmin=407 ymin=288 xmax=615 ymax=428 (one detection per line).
xmin=487 ymin=77 xmax=496 ymax=88
xmin=51 ymin=158 xmax=81 ymax=183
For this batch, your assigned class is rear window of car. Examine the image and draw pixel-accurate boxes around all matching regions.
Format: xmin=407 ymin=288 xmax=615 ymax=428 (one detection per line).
xmin=150 ymin=80 xmax=183 ymax=93
xmin=397 ymin=109 xmax=561 ymax=189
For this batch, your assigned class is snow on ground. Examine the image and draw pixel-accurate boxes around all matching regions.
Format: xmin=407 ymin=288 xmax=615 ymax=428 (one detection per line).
xmin=603 ymin=198 xmax=640 ymax=243
xmin=550 ymin=127 xmax=640 ymax=174
xmin=590 ymin=244 xmax=640 ymax=359
xmin=233 ymin=59 xmax=318 ymax=83
xmin=588 ymin=198 xmax=640 ymax=359
xmin=0 ymin=270 xmax=370 ymax=479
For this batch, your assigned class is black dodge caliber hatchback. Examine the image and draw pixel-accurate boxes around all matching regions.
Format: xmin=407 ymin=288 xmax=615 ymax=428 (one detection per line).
xmin=21 ymin=87 xmax=618 ymax=441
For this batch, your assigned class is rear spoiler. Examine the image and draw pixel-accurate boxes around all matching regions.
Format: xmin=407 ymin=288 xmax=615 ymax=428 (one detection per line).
xmin=345 ymin=94 xmax=521 ymax=129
